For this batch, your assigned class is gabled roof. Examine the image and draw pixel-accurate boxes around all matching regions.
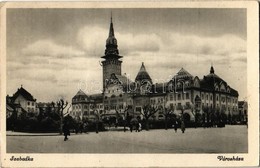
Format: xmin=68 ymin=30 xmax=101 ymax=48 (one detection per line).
xmin=12 ymin=86 xmax=36 ymax=102
xmin=135 ymin=62 xmax=152 ymax=83
xmin=175 ymin=68 xmax=193 ymax=79
xmin=72 ymin=90 xmax=88 ymax=99
xmin=75 ymin=90 xmax=87 ymax=96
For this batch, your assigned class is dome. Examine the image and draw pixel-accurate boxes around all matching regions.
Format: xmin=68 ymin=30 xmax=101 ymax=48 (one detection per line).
xmin=106 ymin=36 xmax=117 ymax=46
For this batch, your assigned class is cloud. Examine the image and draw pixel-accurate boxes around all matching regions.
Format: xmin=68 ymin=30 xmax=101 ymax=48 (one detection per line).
xmin=166 ymin=33 xmax=246 ymax=57
xmin=7 ymin=24 xmax=247 ymax=102
xmin=77 ymin=25 xmax=161 ymax=56
xmin=22 ymin=39 xmax=85 ymax=58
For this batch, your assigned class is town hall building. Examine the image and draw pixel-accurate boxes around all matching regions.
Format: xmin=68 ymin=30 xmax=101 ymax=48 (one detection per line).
xmin=71 ymin=16 xmax=239 ymax=123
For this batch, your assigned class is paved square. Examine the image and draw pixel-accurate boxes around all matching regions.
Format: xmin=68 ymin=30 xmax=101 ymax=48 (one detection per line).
xmin=7 ymin=125 xmax=247 ymax=153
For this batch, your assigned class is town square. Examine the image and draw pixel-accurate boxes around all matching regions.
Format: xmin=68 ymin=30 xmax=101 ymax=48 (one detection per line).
xmin=7 ymin=125 xmax=247 ymax=153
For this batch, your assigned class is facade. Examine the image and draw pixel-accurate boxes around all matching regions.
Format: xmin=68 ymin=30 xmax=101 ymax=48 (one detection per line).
xmin=6 ymin=96 xmax=24 ymax=118
xmin=7 ymin=86 xmax=37 ymax=114
xmin=36 ymin=102 xmax=59 ymax=116
xmin=238 ymin=101 xmax=248 ymax=122
xmin=72 ymin=16 xmax=240 ymax=123
xmin=166 ymin=67 xmax=239 ymax=121
xmin=71 ymin=90 xmax=103 ymax=121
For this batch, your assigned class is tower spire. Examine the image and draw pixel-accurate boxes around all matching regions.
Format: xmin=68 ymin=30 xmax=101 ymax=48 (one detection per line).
xmin=109 ymin=12 xmax=114 ymax=37
xmin=210 ymin=64 xmax=215 ymax=74
xmin=104 ymin=12 xmax=120 ymax=56
xmin=111 ymin=11 xmax=112 ymax=23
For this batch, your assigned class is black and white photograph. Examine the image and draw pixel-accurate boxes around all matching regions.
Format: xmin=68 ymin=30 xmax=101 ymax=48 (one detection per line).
xmin=1 ymin=2 xmax=259 ymax=167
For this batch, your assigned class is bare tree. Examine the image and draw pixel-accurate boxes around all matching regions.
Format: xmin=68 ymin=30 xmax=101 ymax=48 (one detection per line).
xmin=57 ymin=99 xmax=68 ymax=135
xmin=92 ymin=104 xmax=100 ymax=133
xmin=141 ymin=104 xmax=160 ymax=131
xmin=164 ymin=106 xmax=174 ymax=130
xmin=115 ymin=105 xmax=130 ymax=132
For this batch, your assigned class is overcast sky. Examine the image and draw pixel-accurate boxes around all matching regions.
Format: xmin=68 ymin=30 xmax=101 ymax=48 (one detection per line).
xmin=7 ymin=8 xmax=247 ymax=102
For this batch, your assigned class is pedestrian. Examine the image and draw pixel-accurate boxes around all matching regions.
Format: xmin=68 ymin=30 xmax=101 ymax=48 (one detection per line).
xmin=79 ymin=122 xmax=84 ymax=134
xmin=181 ymin=121 xmax=185 ymax=133
xmin=135 ymin=122 xmax=139 ymax=132
xmin=129 ymin=123 xmax=133 ymax=132
xmin=138 ymin=122 xmax=142 ymax=132
xmin=174 ymin=120 xmax=178 ymax=133
xmin=63 ymin=121 xmax=70 ymax=141
xmin=83 ymin=122 xmax=87 ymax=133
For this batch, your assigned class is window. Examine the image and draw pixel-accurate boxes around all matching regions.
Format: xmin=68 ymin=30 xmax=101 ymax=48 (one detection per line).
xmin=206 ymin=95 xmax=208 ymax=100
xmin=170 ymin=94 xmax=173 ymax=101
xmin=136 ymin=107 xmax=142 ymax=113
xmin=32 ymin=102 xmax=34 ymax=106
xmin=28 ymin=102 xmax=30 ymax=106
xmin=216 ymin=96 xmax=219 ymax=101
xmin=186 ymin=93 xmax=189 ymax=99
xmin=170 ymin=103 xmax=174 ymax=109
xmin=210 ymin=95 xmax=212 ymax=101
xmin=178 ymin=94 xmax=181 ymax=100
xmin=186 ymin=102 xmax=190 ymax=108
xmin=222 ymin=97 xmax=225 ymax=103
xmin=177 ymin=103 xmax=182 ymax=109
xmin=201 ymin=93 xmax=204 ymax=99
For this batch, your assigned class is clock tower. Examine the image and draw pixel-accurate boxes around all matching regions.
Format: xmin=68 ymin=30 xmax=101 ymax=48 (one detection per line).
xmin=101 ymin=15 xmax=123 ymax=90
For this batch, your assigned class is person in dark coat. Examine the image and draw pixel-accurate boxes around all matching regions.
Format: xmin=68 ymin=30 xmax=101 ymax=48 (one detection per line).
xmin=129 ymin=123 xmax=133 ymax=132
xmin=63 ymin=122 xmax=70 ymax=141
xmin=174 ymin=120 xmax=178 ymax=133
xmin=135 ymin=122 xmax=139 ymax=132
xmin=79 ymin=122 xmax=84 ymax=134
xmin=181 ymin=121 xmax=185 ymax=133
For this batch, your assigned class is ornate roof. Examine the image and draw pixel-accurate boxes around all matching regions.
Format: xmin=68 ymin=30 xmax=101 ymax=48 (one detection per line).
xmin=135 ymin=62 xmax=152 ymax=84
xmin=200 ymin=66 xmax=239 ymax=96
xmin=102 ymin=15 xmax=122 ymax=59
xmin=106 ymin=73 xmax=133 ymax=88
xmin=175 ymin=68 xmax=193 ymax=79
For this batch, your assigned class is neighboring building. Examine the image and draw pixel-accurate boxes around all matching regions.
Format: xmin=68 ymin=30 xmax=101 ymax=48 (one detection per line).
xmin=71 ymin=90 xmax=103 ymax=121
xmin=89 ymin=93 xmax=104 ymax=116
xmin=238 ymin=101 xmax=248 ymax=122
xmin=7 ymin=86 xmax=37 ymax=114
xmin=36 ymin=102 xmax=58 ymax=116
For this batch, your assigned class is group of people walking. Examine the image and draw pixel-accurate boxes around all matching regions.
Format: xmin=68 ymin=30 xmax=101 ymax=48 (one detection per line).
xmin=62 ymin=119 xmax=186 ymax=141
xmin=172 ymin=120 xmax=186 ymax=133
xmin=129 ymin=122 xmax=142 ymax=132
